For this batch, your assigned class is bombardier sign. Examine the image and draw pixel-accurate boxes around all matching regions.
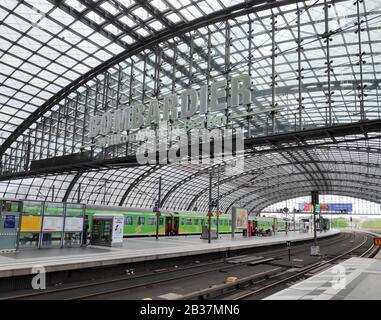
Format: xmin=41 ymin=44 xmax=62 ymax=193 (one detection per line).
xmin=87 ymin=73 xmax=277 ymax=169
xmin=89 ymin=74 xmax=252 ymax=147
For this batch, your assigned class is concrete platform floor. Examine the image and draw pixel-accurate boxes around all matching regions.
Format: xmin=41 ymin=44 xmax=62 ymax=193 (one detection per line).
xmin=0 ymin=230 xmax=340 ymax=278
xmin=265 ymin=257 xmax=381 ymax=300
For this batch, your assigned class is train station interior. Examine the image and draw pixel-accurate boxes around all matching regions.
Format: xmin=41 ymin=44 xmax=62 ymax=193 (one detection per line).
xmin=0 ymin=0 xmax=381 ymax=302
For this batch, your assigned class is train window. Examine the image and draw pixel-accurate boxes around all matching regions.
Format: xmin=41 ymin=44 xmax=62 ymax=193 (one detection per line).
xmin=186 ymin=218 xmax=192 ymax=225
xmin=194 ymin=219 xmax=199 ymax=225
xmin=124 ymin=216 xmax=133 ymax=225
xmin=224 ymin=220 xmax=229 ymax=226
xmin=181 ymin=218 xmax=185 ymax=225
xmin=212 ymin=220 xmax=216 ymax=225
xmin=159 ymin=217 xmax=164 ymax=225
xmin=148 ymin=217 xmax=156 ymax=225
xmin=201 ymin=219 xmax=206 ymax=226
xmin=137 ymin=216 xmax=145 ymax=225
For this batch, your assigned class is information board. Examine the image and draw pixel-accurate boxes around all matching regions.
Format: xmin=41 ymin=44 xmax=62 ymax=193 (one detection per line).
xmin=64 ymin=217 xmax=84 ymax=232
xmin=42 ymin=216 xmax=64 ymax=232
xmin=20 ymin=216 xmax=42 ymax=232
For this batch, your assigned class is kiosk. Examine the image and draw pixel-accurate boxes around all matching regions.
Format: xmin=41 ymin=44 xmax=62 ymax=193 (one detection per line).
xmin=90 ymin=214 xmax=124 ymax=247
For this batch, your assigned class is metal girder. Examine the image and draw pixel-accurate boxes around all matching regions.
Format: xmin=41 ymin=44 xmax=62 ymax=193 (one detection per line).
xmin=164 ymin=156 xmax=380 ymax=212
xmin=244 ymin=180 xmax=381 ymax=213
xmin=250 ymin=186 xmax=381 ymax=213
xmin=50 ymin=0 xmax=201 ymax=89
xmin=250 ymin=189 xmax=381 ymax=213
xmin=134 ymin=0 xmax=225 ymax=76
xmin=0 ymin=0 xmax=307 ymax=159
xmin=219 ymin=169 xmax=381 ymax=214
xmin=118 ymin=165 xmax=160 ymax=206
xmin=186 ymin=168 xmax=264 ymax=211
xmin=293 ymin=136 xmax=331 ymax=190
xmin=244 ymin=118 xmax=381 ymax=150
xmin=274 ymin=145 xmax=321 ymax=190
xmin=159 ymin=163 xmax=222 ymax=209
xmin=1 ymin=117 xmax=381 ymax=182
xmin=225 ymin=193 xmax=251 ymax=214
xmin=62 ymin=171 xmax=83 ymax=202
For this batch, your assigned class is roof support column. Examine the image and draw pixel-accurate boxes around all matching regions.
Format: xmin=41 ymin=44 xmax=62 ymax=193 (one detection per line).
xmin=270 ymin=10 xmax=278 ymax=134
xmin=324 ymin=0 xmax=333 ymax=126
xmin=296 ymin=5 xmax=304 ymax=131
xmin=355 ymin=0 xmax=366 ymax=121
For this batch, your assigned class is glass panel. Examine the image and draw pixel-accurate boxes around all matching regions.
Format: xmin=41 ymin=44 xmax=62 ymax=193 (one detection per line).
xmin=44 ymin=202 xmax=64 ymax=215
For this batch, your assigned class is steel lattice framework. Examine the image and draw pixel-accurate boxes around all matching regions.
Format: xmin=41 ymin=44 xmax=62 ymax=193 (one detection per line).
xmin=0 ymin=0 xmax=381 ymax=213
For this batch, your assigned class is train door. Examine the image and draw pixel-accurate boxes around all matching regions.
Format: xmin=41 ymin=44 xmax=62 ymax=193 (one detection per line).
xmin=173 ymin=216 xmax=179 ymax=235
xmin=165 ymin=216 xmax=172 ymax=235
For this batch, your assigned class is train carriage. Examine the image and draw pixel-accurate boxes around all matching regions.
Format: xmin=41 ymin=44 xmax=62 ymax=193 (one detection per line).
xmin=85 ymin=206 xmax=233 ymax=237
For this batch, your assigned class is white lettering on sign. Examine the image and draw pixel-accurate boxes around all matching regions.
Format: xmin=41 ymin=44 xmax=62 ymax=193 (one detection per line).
xmin=87 ymin=72 xmax=271 ymax=151
xmin=210 ymin=79 xmax=227 ymax=112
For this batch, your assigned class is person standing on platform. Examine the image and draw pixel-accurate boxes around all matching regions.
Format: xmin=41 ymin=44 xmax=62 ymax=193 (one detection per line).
xmin=82 ymin=222 xmax=89 ymax=246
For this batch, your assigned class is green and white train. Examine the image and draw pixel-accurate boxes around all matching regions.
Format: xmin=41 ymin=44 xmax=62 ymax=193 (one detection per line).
xmin=85 ymin=205 xmax=291 ymax=236
xmin=1 ymin=199 xmax=295 ymax=238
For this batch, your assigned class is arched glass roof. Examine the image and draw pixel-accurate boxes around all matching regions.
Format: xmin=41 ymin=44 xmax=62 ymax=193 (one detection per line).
xmin=0 ymin=0 xmax=381 ymax=213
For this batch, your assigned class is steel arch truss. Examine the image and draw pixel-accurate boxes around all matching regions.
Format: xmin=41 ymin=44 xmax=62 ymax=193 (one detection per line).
xmin=1 ymin=0 xmax=381 ymax=211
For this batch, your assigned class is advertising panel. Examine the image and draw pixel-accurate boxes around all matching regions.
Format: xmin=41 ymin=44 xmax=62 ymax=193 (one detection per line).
xmin=20 ymin=215 xmax=42 ymax=232
xmin=298 ymin=203 xmax=352 ymax=213
xmin=320 ymin=203 xmax=329 ymax=212
xmin=42 ymin=216 xmax=64 ymax=232
xmin=64 ymin=217 xmax=84 ymax=232
xmin=112 ymin=216 xmax=124 ymax=243
xmin=328 ymin=203 xmax=352 ymax=213
xmin=233 ymin=207 xmax=248 ymax=229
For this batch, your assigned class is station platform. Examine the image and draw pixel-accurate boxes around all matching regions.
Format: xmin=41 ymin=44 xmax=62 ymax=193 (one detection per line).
xmin=0 ymin=230 xmax=339 ymax=278
xmin=265 ymin=257 xmax=381 ymax=300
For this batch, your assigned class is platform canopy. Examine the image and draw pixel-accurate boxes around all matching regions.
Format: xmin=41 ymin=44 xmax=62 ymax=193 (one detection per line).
xmin=0 ymin=0 xmax=381 ymax=213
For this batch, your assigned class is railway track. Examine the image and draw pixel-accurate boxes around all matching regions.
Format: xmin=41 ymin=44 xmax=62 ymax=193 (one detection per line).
xmin=0 ymin=231 xmax=374 ymax=300
xmin=214 ymin=232 xmax=378 ymax=300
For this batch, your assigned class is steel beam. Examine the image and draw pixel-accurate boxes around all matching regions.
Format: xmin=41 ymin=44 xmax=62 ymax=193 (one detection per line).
xmin=0 ymin=0 xmax=308 ymax=158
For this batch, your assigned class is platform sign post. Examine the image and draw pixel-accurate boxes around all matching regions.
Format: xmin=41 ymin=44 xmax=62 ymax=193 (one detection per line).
xmin=216 ymin=168 xmax=220 ymax=238
xmin=155 ymin=176 xmax=162 ymax=241
xmin=208 ymin=173 xmax=212 ymax=244
xmin=311 ymin=191 xmax=320 ymax=256
xmin=216 ymin=210 xmax=221 ymax=238
xmin=231 ymin=209 xmax=236 ymax=238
